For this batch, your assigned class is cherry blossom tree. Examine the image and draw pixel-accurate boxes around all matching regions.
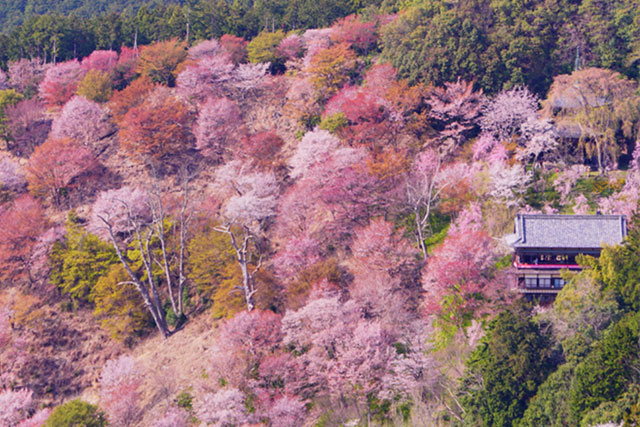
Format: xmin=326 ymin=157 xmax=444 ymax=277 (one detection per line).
xmin=272 ymin=235 xmax=322 ymax=282
xmin=7 ymin=58 xmax=48 ymax=96
xmin=154 ymin=406 xmax=189 ymax=427
xmin=194 ymin=97 xmax=246 ymax=161
xmin=263 ymin=394 xmax=306 ymax=427
xmin=188 ymin=39 xmax=222 ymax=60
xmin=0 ymin=389 xmax=33 ymax=426
xmin=99 ymin=355 xmax=141 ymax=427
xmin=330 ymin=14 xmax=378 ymax=52
xmin=481 ymin=86 xmax=538 ymax=141
xmin=405 ymin=149 xmax=468 ymax=259
xmin=288 ymin=129 xmax=340 ymax=179
xmin=281 ymin=293 xmax=360 ymax=398
xmin=427 ymin=78 xmax=484 ymax=155
xmin=488 ymin=162 xmax=531 ymax=209
xmin=4 ymin=99 xmax=50 ymax=156
xmin=349 ymin=219 xmax=421 ymax=327
xmin=232 ymin=62 xmax=269 ymax=98
xmin=176 ymin=54 xmax=234 ymax=100
xmin=220 ymin=34 xmax=248 ymax=65
xmin=0 ymin=155 xmax=26 ymax=191
xmin=573 ymin=193 xmax=591 ymax=214
xmin=516 ymin=117 xmax=559 ymax=189
xmin=277 ymin=34 xmax=305 ymax=61
xmin=118 ymin=88 xmax=194 ymax=163
xmin=472 ymin=133 xmax=499 ymax=161
xmin=115 ymin=46 xmax=139 ymax=83
xmin=195 ymin=388 xmax=249 ymax=426
xmin=90 ymin=180 xmax=193 ymax=338
xmin=598 ymin=169 xmax=640 ymax=218
xmin=26 ymin=137 xmax=98 ymax=206
xmin=552 ymin=164 xmax=589 ymax=202
xmin=88 ymin=186 xmax=151 ymax=239
xmin=0 ymin=195 xmax=48 ymax=285
xmin=38 ymin=60 xmax=84 ymax=108
xmin=16 ymin=408 xmax=51 ymax=427
xmin=214 ymin=161 xmax=279 ymax=311
xmin=240 ymin=131 xmax=284 ymax=168
xmin=422 ymin=209 xmax=496 ymax=329
xmin=284 ymin=77 xmax=322 ymax=127
xmin=50 ymin=96 xmax=112 ymax=151
xmin=209 ymin=309 xmax=283 ymax=387
xmin=81 ymin=50 xmax=118 ymax=73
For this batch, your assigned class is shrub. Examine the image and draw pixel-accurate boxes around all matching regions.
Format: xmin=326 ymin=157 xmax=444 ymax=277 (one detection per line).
xmin=44 ymin=400 xmax=106 ymax=427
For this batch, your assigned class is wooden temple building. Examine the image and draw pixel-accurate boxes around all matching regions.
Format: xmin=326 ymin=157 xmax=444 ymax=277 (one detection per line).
xmin=506 ymin=214 xmax=627 ymax=299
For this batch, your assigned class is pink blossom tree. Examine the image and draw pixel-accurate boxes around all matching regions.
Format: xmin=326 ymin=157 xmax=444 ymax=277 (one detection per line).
xmin=38 ymin=60 xmax=84 ymax=108
xmin=481 ymin=86 xmax=538 ymax=141
xmin=188 ymin=39 xmax=222 ymax=60
xmin=277 ymin=34 xmax=305 ymax=61
xmin=17 ymin=408 xmax=51 ymax=427
xmin=272 ymin=235 xmax=322 ymax=282
xmin=281 ymin=293 xmax=359 ymax=398
xmin=349 ymin=218 xmax=421 ymax=325
xmin=209 ymin=310 xmax=283 ymax=387
xmin=50 ymin=96 xmax=111 ymax=151
xmin=194 ymin=97 xmax=246 ymax=161
xmin=422 ymin=208 xmax=496 ymax=329
xmin=4 ymin=99 xmax=51 ymax=156
xmin=195 ymin=388 xmax=249 ymax=426
xmin=552 ymin=164 xmax=589 ymax=202
xmin=0 ymin=389 xmax=33 ymax=426
xmin=0 ymin=154 xmax=26 ymax=191
xmin=176 ymin=54 xmax=234 ymax=100
xmin=154 ymin=406 xmax=189 ymax=427
xmin=7 ymin=58 xmax=48 ymax=96
xmin=81 ymin=50 xmax=118 ymax=73
xmin=330 ymin=15 xmax=378 ymax=52
xmin=88 ymin=186 xmax=151 ymax=239
xmin=284 ymin=77 xmax=322 ymax=127
xmin=288 ymin=129 xmax=340 ymax=179
xmin=220 ymin=35 xmax=248 ymax=65
xmin=26 ymin=137 xmax=98 ymax=206
xmin=263 ymin=394 xmax=306 ymax=427
xmin=232 ymin=62 xmax=269 ymax=98
xmin=427 ymin=78 xmax=484 ymax=155
xmin=363 ymin=63 xmax=397 ymax=97
xmin=517 ymin=117 xmax=558 ymax=169
xmin=99 ymin=355 xmax=141 ymax=427
xmin=114 ymin=46 xmax=138 ymax=84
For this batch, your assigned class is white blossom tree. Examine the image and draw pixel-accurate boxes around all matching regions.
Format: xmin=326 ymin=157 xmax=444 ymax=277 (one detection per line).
xmin=213 ymin=161 xmax=279 ymax=311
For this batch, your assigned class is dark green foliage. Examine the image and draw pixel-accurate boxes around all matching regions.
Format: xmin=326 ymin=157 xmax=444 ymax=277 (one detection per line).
xmin=568 ymin=312 xmax=640 ymax=424
xmin=580 ymin=385 xmax=640 ymax=427
xmin=44 ymin=400 xmax=107 ymax=427
xmin=459 ymin=302 xmax=557 ymax=427
xmin=380 ymin=0 xmax=640 ymax=95
xmin=518 ymin=363 xmax=576 ymax=427
xmin=50 ymin=213 xmax=118 ymax=303
xmin=176 ymin=390 xmax=193 ymax=410
xmin=586 ymin=208 xmax=640 ymax=312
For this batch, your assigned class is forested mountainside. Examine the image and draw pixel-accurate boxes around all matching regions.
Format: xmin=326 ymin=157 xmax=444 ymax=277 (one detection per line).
xmin=0 ymin=0 xmax=176 ymax=32
xmin=2 ymin=0 xmax=640 ymax=426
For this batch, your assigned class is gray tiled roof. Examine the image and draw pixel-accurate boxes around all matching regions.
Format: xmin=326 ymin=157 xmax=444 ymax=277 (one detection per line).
xmin=508 ymin=214 xmax=627 ymax=249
